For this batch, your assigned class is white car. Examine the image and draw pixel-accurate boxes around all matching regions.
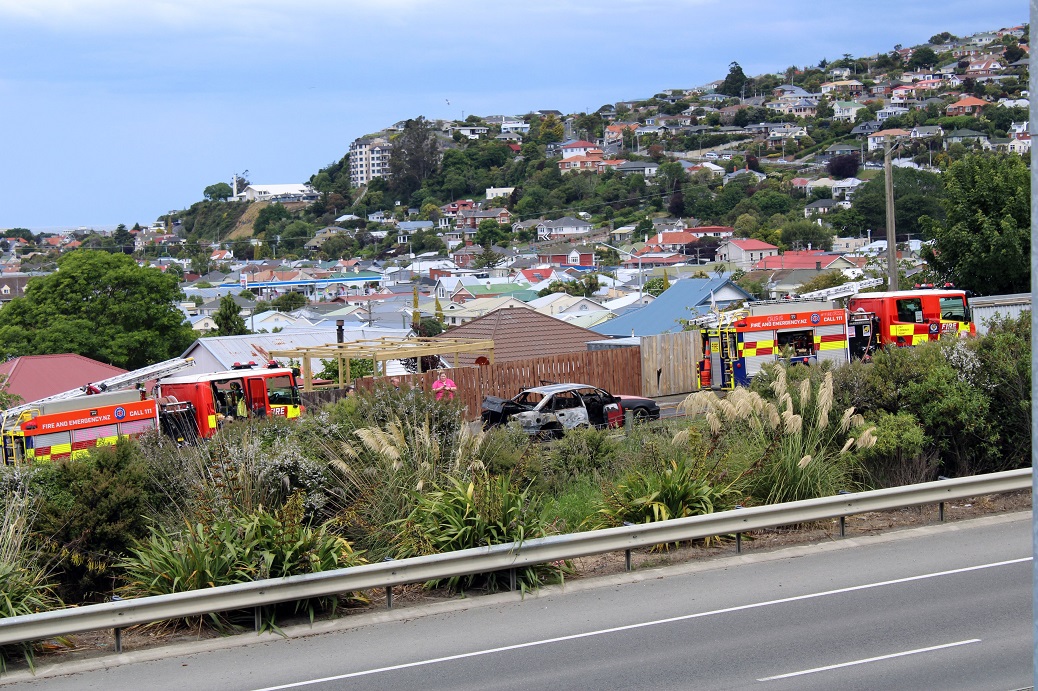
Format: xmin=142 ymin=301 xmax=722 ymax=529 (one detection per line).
xmin=704 ymin=152 xmax=719 ymax=160
xmin=481 ymin=383 xmax=660 ymax=437
xmin=721 ymin=154 xmax=732 ymax=160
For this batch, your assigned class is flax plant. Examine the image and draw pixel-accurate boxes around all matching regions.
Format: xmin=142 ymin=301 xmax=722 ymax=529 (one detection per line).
xmin=0 ymin=488 xmax=62 ymax=672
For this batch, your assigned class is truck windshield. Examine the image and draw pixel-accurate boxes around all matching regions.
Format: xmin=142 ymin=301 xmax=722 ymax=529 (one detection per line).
xmin=266 ymin=375 xmax=300 ymax=406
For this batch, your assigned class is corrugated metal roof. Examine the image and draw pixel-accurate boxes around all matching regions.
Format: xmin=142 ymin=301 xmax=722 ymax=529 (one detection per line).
xmin=183 ymin=327 xmax=412 ymax=372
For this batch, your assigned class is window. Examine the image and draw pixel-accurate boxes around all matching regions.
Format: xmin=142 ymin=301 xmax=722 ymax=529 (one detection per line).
xmin=265 ymin=374 xmax=299 ymax=406
xmin=939 ymin=296 xmax=968 ymax=322
xmin=895 ymin=298 xmax=923 ymax=323
xmin=777 ymin=329 xmax=814 ymax=357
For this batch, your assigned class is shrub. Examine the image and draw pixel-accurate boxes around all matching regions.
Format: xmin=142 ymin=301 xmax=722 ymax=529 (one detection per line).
xmin=30 ymin=440 xmax=154 ymax=602
xmin=858 ymin=412 xmax=934 ymax=488
xmin=391 ymin=473 xmax=558 ymax=592
xmin=119 ymin=493 xmax=365 ymax=630
xmin=973 ymin=312 xmax=1031 ymax=471
xmin=540 ymin=426 xmax=624 ymax=488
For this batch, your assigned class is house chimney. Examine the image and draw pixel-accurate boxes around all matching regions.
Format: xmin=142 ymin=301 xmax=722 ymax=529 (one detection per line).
xmin=336 ymin=319 xmax=344 ymax=343
xmin=815 ymin=261 xmax=822 ymax=270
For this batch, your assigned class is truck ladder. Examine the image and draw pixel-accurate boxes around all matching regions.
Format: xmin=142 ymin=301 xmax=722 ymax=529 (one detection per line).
xmin=1 ymin=356 xmax=195 ymax=422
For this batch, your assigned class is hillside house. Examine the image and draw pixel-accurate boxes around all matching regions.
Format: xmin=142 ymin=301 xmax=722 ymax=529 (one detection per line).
xmin=716 ymin=238 xmax=779 ymax=269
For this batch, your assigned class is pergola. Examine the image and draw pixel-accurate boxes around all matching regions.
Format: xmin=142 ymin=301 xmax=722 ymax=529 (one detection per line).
xmin=268 ymin=337 xmax=495 ymax=391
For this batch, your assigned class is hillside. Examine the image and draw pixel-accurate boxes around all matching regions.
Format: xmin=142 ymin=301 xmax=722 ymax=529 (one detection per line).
xmin=227 ymin=201 xmax=267 ymax=240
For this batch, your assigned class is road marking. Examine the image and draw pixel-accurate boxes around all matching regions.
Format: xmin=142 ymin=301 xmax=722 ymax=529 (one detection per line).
xmin=757 ymin=639 xmax=981 ymax=681
xmin=251 ymin=556 xmax=1030 ymax=691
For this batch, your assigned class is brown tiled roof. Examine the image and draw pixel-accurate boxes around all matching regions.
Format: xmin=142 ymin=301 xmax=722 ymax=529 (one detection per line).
xmin=0 ymin=354 xmax=127 ymax=403
xmin=436 ymin=307 xmax=604 ymax=367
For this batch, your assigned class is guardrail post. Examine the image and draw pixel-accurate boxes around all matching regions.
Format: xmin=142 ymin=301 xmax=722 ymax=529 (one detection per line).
xmin=254 ymin=606 xmax=262 ymax=632
xmin=838 ymin=491 xmax=851 ymax=537
xmin=938 ymin=476 xmax=949 ymax=521
xmin=114 ymin=627 xmax=122 ymax=653
xmin=734 ymin=506 xmax=743 ymax=553
xmin=383 ymin=557 xmax=394 ymax=608
xmin=623 ymin=522 xmax=634 ymax=571
xmin=509 ymin=568 xmax=517 ymax=591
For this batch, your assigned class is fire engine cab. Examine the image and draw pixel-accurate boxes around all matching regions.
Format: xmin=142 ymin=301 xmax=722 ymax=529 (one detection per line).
xmin=846 ymin=288 xmax=974 ymax=347
xmin=157 ymin=363 xmax=303 ymax=439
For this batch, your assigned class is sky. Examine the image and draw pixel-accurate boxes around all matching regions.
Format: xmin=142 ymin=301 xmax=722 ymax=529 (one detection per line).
xmin=0 ymin=0 xmax=1026 ymax=232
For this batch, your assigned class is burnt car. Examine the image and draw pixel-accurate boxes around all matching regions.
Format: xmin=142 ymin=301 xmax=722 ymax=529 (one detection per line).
xmin=481 ymin=383 xmax=659 ymax=436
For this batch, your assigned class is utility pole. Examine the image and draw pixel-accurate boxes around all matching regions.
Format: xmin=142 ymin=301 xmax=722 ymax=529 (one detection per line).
xmin=883 ymin=136 xmax=898 ymax=290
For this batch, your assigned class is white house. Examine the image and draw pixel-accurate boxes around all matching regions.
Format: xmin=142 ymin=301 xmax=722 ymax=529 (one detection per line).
xmin=716 ymin=238 xmax=780 ymax=269
xmin=536 ymin=216 xmax=593 ymax=241
xmin=234 ymin=184 xmax=317 ymax=203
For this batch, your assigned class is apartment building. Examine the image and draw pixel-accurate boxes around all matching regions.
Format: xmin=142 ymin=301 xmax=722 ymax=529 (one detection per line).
xmin=349 ymin=135 xmax=392 ymax=187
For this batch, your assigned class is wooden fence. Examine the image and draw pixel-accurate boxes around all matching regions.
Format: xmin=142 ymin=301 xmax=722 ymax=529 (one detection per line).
xmin=315 ymin=347 xmax=643 ymax=420
xmin=639 ymin=331 xmax=702 ymax=397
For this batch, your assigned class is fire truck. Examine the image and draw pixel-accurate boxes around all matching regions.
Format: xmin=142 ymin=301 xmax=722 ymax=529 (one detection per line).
xmin=157 ymin=362 xmax=303 ymax=439
xmin=1 ymin=359 xmax=303 ymax=465
xmin=696 ymin=285 xmax=975 ymax=390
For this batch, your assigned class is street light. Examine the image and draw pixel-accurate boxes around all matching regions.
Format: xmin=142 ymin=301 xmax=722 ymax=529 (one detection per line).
xmin=598 ymin=241 xmax=643 ymax=300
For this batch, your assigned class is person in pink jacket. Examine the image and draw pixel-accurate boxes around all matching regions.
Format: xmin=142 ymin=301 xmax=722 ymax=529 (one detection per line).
xmin=432 ymin=371 xmax=456 ymax=401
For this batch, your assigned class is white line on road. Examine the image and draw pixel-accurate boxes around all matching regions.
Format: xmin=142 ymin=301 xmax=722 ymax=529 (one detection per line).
xmin=757 ymin=639 xmax=981 ymax=681
xmin=251 ymin=556 xmax=1030 ymax=691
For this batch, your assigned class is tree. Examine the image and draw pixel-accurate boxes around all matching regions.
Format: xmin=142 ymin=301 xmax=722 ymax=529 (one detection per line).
xmin=538 ymin=113 xmax=565 ymax=145
xmin=213 ymin=294 xmax=249 ymax=336
xmin=642 ymin=276 xmax=668 ymax=297
xmin=254 ymin=203 xmax=291 ymax=235
xmin=112 ymin=224 xmax=132 ymax=252
xmin=797 ymin=270 xmax=849 ymax=294
xmin=717 ymin=62 xmax=747 ymax=97
xmin=474 ymin=219 xmax=508 ymax=247
xmin=269 ymin=291 xmax=307 ymax=312
xmin=203 ymin=182 xmax=233 ymax=201
xmin=0 ymin=251 xmax=195 ymax=369
xmin=908 ymin=47 xmax=938 ymax=70
xmin=389 ymin=116 xmax=441 ymax=201
xmin=827 ymin=154 xmax=860 ymax=179
xmin=781 ymin=220 xmax=835 ymax=251
xmin=920 ymin=153 xmax=1030 ymax=295
xmin=4 ymin=228 xmax=33 ymax=242
xmin=472 ymin=245 xmax=506 ymax=269
xmin=851 ymin=167 xmax=944 ymax=242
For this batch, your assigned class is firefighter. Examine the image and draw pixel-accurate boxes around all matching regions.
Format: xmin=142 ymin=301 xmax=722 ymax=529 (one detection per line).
xmin=228 ymin=382 xmax=248 ymax=418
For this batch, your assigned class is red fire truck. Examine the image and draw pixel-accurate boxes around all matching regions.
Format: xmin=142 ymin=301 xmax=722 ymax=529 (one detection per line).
xmin=846 ymin=288 xmax=975 ymax=347
xmin=1 ymin=361 xmax=303 ymax=465
xmin=157 ymin=363 xmax=303 ymax=439
xmin=697 ymin=287 xmax=976 ymax=390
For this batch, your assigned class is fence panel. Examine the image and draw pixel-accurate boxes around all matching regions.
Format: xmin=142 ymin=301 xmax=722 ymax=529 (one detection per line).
xmin=640 ymin=331 xmax=701 ymax=397
xmin=348 ymin=348 xmax=642 ymax=419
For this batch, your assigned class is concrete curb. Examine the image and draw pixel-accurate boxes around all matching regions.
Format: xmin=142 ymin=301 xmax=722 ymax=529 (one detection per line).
xmin=0 ymin=510 xmax=1030 ymax=684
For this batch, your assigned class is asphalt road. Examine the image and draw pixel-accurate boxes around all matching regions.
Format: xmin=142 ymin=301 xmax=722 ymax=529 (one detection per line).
xmin=4 ymin=513 xmax=1031 ymax=691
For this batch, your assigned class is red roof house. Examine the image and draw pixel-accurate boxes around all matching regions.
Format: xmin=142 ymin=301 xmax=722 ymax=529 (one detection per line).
xmin=0 ymin=354 xmax=127 ymax=404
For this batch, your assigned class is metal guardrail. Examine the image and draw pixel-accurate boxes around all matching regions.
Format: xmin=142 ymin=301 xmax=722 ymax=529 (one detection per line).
xmin=0 ymin=468 xmax=1030 ymax=647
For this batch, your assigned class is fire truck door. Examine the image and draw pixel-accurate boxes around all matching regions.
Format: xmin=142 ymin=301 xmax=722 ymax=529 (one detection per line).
xmin=246 ymin=378 xmax=268 ymax=417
